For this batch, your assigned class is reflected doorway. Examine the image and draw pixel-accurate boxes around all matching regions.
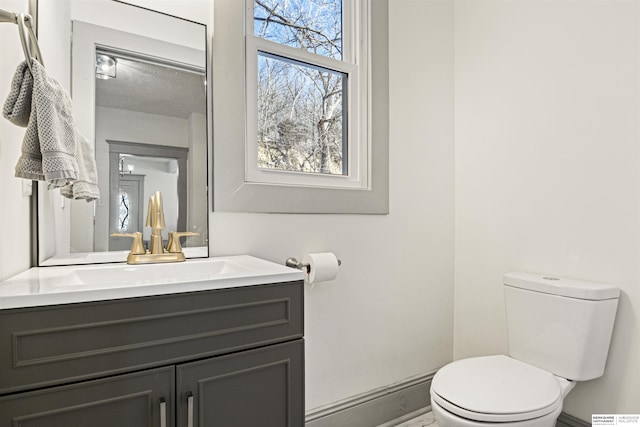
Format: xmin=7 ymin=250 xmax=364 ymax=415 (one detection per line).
xmin=110 ymin=173 xmax=145 ymax=250
xmin=107 ymin=141 xmax=187 ymax=252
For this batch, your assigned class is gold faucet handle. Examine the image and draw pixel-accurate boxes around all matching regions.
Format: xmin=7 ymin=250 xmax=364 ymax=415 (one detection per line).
xmin=111 ymin=232 xmax=146 ymax=255
xmin=166 ymin=231 xmax=199 ymax=253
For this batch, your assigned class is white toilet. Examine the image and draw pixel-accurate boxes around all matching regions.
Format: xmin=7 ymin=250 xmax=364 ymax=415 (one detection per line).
xmin=430 ymin=272 xmax=619 ymax=427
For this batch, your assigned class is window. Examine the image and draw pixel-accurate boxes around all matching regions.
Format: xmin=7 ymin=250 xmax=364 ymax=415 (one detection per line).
xmin=246 ymin=0 xmax=366 ymax=188
xmin=256 ymin=54 xmax=347 ymax=177
xmin=213 ymin=0 xmax=389 ymax=213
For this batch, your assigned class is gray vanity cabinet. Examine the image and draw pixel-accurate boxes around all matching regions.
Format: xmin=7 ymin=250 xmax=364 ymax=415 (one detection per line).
xmin=0 ymin=366 xmax=175 ymax=427
xmin=0 ymin=280 xmax=304 ymax=426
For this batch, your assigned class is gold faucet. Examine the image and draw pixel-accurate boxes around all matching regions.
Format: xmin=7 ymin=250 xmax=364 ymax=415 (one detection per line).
xmin=112 ymin=191 xmax=198 ymax=264
xmin=147 ymin=191 xmax=166 ymax=255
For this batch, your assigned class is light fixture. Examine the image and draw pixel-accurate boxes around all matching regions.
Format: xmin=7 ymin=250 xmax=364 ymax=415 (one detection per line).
xmin=96 ymin=53 xmax=117 ymax=79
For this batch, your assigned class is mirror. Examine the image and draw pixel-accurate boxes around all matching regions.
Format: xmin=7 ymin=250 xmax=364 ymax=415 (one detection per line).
xmin=37 ymin=0 xmax=209 ymax=266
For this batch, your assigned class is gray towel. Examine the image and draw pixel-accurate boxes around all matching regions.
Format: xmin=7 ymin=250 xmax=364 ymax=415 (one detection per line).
xmin=3 ymin=59 xmax=100 ymax=201
xmin=2 ymin=61 xmax=43 ymax=180
xmin=57 ymin=133 xmax=100 ymax=201
xmin=4 ymin=59 xmax=78 ymax=185
xmin=2 ymin=61 xmax=32 ymax=127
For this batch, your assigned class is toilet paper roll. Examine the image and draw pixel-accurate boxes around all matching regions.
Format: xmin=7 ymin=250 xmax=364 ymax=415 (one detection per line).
xmin=302 ymin=252 xmax=340 ymax=284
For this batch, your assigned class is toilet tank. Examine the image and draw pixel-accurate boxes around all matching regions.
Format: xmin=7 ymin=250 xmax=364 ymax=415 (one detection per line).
xmin=504 ymin=272 xmax=619 ymax=381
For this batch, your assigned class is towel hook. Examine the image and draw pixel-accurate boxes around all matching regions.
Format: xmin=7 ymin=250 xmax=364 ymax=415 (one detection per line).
xmin=16 ymin=13 xmax=33 ymax=71
xmin=1 ymin=8 xmax=43 ymax=71
xmin=14 ymin=13 xmax=43 ymax=72
xmin=23 ymin=14 xmax=43 ymax=66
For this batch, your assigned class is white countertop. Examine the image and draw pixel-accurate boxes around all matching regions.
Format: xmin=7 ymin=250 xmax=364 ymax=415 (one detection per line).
xmin=0 ymin=255 xmax=304 ymax=310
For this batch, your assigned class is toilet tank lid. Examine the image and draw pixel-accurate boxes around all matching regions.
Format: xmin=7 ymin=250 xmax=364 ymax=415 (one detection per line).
xmin=504 ymin=272 xmax=619 ymax=300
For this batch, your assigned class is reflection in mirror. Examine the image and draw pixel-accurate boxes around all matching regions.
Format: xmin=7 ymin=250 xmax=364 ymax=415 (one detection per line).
xmin=108 ymin=145 xmax=186 ymax=252
xmin=96 ymin=50 xmax=205 ymax=253
xmin=37 ymin=1 xmax=209 ymax=266
xmin=112 ymin=154 xmax=180 ymax=250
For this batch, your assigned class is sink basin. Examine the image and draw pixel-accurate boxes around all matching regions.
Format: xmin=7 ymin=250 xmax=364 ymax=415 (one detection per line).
xmin=0 ymin=256 xmax=304 ymax=309
xmin=70 ymin=258 xmax=251 ymax=287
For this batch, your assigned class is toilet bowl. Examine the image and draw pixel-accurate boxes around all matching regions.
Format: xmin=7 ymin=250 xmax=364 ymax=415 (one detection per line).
xmin=429 ymin=355 xmax=574 ymax=427
xmin=430 ymin=397 xmax=561 ymax=427
xmin=429 ymin=272 xmax=619 ymax=427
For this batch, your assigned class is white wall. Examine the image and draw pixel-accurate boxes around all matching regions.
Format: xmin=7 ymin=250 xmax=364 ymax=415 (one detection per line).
xmin=0 ymin=0 xmax=32 ymax=280
xmin=454 ymin=0 xmax=640 ymax=419
xmin=211 ymin=0 xmax=455 ymax=410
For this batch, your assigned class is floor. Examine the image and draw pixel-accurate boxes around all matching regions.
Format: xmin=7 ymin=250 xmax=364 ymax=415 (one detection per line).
xmin=392 ymin=411 xmax=439 ymax=427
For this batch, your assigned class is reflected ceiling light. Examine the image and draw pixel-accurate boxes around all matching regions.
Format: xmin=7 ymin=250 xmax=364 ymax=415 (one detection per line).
xmin=96 ymin=54 xmax=117 ymax=79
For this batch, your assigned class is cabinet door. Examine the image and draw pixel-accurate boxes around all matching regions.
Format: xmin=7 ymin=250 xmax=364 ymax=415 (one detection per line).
xmin=176 ymin=340 xmax=304 ymax=427
xmin=0 ymin=366 xmax=174 ymax=427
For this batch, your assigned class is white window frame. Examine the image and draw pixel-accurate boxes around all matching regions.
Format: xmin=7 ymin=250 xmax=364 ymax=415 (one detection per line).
xmin=212 ymin=0 xmax=388 ymax=214
xmin=244 ymin=0 xmax=369 ymax=190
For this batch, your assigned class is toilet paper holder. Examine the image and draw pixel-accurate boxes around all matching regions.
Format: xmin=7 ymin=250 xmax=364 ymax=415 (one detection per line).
xmin=285 ymin=256 xmax=342 ymax=273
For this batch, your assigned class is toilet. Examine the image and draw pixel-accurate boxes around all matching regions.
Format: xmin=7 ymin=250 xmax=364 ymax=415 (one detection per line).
xmin=430 ymin=272 xmax=619 ymax=427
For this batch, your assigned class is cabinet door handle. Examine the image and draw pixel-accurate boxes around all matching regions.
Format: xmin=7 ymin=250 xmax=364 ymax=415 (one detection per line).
xmin=160 ymin=398 xmax=167 ymax=427
xmin=187 ymin=391 xmax=194 ymax=427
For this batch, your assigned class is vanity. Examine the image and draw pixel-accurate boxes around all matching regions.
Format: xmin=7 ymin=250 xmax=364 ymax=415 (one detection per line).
xmin=0 ymin=256 xmax=305 ymax=426
xmin=0 ymin=1 xmax=309 ymax=424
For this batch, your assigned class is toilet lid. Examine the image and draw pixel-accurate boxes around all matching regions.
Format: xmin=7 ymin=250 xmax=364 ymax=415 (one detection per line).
xmin=430 ymin=355 xmax=562 ymax=423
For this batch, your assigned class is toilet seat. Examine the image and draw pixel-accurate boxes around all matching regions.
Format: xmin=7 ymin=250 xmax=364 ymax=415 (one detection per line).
xmin=430 ymin=355 xmax=563 ymax=423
